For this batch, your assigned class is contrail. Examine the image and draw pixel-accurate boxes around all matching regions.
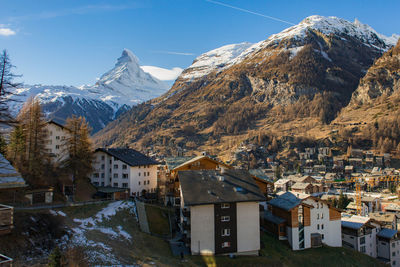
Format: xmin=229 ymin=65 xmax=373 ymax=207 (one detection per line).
xmin=205 ymin=0 xmax=295 ymax=26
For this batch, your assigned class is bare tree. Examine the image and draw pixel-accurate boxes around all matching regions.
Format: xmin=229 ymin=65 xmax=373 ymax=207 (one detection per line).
xmin=0 ymin=50 xmax=21 ymax=125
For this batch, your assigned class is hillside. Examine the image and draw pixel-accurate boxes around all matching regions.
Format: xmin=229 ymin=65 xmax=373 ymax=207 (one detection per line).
xmin=94 ymin=16 xmax=398 ymax=154
xmin=1 ymin=202 xmax=385 ymax=267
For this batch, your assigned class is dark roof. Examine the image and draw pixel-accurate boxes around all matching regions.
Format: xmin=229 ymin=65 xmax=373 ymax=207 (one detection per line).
xmin=0 ymin=153 xmax=27 ymax=189
xmin=268 ymin=192 xmax=302 ymax=211
xmin=96 ymin=148 xmax=159 ymax=167
xmin=179 ymin=169 xmax=265 ymax=206
xmin=263 ymin=211 xmax=286 ymax=224
xmin=165 ymin=156 xmax=192 ymax=170
xmin=341 ymin=221 xmax=364 ymax=230
xmin=249 ymin=169 xmax=273 ymax=183
xmin=173 ymin=155 xmax=231 ymax=171
xmin=377 ymin=228 xmax=398 ymax=239
xmin=47 ymin=119 xmax=66 ymax=129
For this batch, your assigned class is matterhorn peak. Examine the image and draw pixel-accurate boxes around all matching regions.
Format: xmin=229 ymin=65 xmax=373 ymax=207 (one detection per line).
xmin=117 ymin=48 xmax=140 ymax=65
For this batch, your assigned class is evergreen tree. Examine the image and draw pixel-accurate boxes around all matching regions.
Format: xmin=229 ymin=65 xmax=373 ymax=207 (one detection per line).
xmin=275 ymin=165 xmax=282 ymax=180
xmin=6 ymin=124 xmax=25 ymax=167
xmin=62 ymin=116 xmax=94 ymax=182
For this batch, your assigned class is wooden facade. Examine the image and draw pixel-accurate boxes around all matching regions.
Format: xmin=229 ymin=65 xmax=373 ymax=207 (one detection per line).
xmin=253 ymin=176 xmax=274 ymax=194
xmin=0 ymin=204 xmax=13 ymax=235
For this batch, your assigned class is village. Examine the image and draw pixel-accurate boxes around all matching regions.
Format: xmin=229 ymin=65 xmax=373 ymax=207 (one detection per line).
xmin=1 ymin=118 xmax=400 ymax=266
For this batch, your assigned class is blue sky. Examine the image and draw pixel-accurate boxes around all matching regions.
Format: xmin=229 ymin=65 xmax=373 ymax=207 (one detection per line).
xmin=1 ymin=0 xmax=399 ymax=86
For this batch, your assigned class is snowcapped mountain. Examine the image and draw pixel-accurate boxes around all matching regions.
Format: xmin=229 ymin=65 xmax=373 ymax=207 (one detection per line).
xmin=9 ymin=49 xmax=169 ymax=133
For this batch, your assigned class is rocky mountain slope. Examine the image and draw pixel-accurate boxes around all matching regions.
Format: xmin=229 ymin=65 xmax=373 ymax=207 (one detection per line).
xmin=94 ymin=16 xmax=398 ymax=153
xmin=9 ymin=49 xmax=169 ymax=133
xmin=335 ymin=39 xmax=400 ymax=124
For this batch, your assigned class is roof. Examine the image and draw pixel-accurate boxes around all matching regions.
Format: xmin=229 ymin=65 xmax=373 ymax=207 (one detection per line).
xmin=362 ymin=196 xmax=377 ymax=202
xmin=0 ymin=154 xmax=27 ymax=189
xmin=341 ymin=220 xmax=364 ymax=230
xmin=275 ymin=178 xmax=290 ymax=185
xmin=268 ymin=192 xmax=302 ymax=211
xmin=291 ymin=182 xmax=312 ymax=190
xmin=263 ymin=211 xmax=286 ymax=225
xmin=47 ymin=119 xmax=67 ymax=130
xmin=377 ymin=228 xmax=398 ymax=239
xmin=178 ymin=169 xmax=265 ymax=206
xmin=173 ymin=155 xmax=231 ymax=171
xmin=249 ymin=169 xmax=273 ymax=183
xmin=369 ymin=212 xmax=396 ymax=223
xmin=164 ymin=156 xmax=192 ymax=170
xmin=95 ymin=148 xmax=159 ymax=167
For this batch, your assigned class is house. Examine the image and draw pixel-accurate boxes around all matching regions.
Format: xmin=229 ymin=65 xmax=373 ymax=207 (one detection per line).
xmin=0 ymin=254 xmax=12 ymax=267
xmin=44 ymin=120 xmax=70 ymax=163
xmin=0 ymin=153 xmax=27 ymax=204
xmin=350 ymin=149 xmax=364 ymax=159
xmin=341 ymin=215 xmax=381 ymax=258
xmin=291 ymin=183 xmax=314 ymax=194
xmin=376 ymin=228 xmax=400 ymax=266
xmin=274 ymin=179 xmax=291 ymax=192
xmin=346 ymin=202 xmax=369 ymax=216
xmin=369 ymin=212 xmax=398 ymax=230
xmin=249 ymin=169 xmax=274 ymax=194
xmin=362 ymin=196 xmax=381 ymax=213
xmin=318 ymin=147 xmax=331 ymax=156
xmin=264 ymin=192 xmax=341 ymax=250
xmin=178 ymin=169 xmax=265 ymax=255
xmin=0 ymin=204 xmax=13 ymax=235
xmin=91 ymin=148 xmax=159 ymax=197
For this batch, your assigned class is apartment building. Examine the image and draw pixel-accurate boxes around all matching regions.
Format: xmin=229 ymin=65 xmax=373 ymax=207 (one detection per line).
xmin=377 ymin=228 xmax=400 ymax=266
xmin=264 ymin=192 xmax=342 ymax=250
xmin=44 ymin=120 xmax=70 ymax=163
xmin=178 ymin=169 xmax=265 ymax=255
xmin=91 ymin=148 xmax=159 ymax=197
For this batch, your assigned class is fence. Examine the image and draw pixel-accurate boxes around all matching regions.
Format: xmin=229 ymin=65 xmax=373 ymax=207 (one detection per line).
xmin=14 ymin=198 xmax=114 ymax=211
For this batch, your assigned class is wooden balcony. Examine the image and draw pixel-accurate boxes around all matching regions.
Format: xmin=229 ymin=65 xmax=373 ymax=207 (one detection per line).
xmin=0 ymin=204 xmax=13 ymax=236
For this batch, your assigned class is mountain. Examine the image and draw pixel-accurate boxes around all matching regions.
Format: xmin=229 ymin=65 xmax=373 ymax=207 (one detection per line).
xmin=94 ymin=16 xmax=398 ymax=154
xmin=9 ymin=49 xmax=169 ymax=133
xmin=335 ymin=39 xmax=400 ymax=124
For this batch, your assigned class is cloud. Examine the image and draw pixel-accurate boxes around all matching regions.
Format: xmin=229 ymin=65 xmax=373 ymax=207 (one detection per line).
xmin=205 ymin=0 xmax=295 ymax=26
xmin=0 ymin=27 xmax=16 ymax=36
xmin=152 ymin=50 xmax=195 ymax=56
xmin=141 ymin=66 xmax=183 ymax=81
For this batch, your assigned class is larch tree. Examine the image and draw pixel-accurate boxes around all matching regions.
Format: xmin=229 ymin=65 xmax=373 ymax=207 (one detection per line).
xmin=62 ymin=115 xmax=94 ymax=183
xmin=14 ymin=98 xmax=49 ymax=185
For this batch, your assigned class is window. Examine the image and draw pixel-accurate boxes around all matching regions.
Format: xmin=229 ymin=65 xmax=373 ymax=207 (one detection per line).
xmin=101 ymin=164 xmax=105 ymax=170
xmin=317 ymin=214 xmax=320 ymax=219
xmin=138 ymin=181 xmax=141 ymax=185
xmin=144 ymin=172 xmax=146 ymax=177
xmin=109 ymin=159 xmax=112 ymax=164
xmin=101 ymin=173 xmax=105 ymax=178
xmin=393 ymin=252 xmax=396 ymax=257
xmin=321 ymin=203 xmax=323 ymax=208
xmin=56 ymin=136 xmax=60 ymax=140
xmin=317 ymin=203 xmax=319 ymax=209
xmin=392 ymin=243 xmax=396 ymax=248
xmin=360 ymin=246 xmax=366 ymax=253
xmin=139 ymin=172 xmax=141 ymax=176
xmin=55 ymin=145 xmax=60 ymax=149
xmin=393 ymin=261 xmax=396 ymax=266
xmin=114 ymin=164 xmax=118 ymax=169
xmin=101 ymin=155 xmax=105 ymax=160
xmin=147 ymin=172 xmax=150 ymax=176
xmin=61 ymin=136 xmax=65 ymax=140
xmin=147 ymin=180 xmax=150 ymax=185
xmin=221 ymin=216 xmax=230 ymax=222
xmin=93 ymin=182 xmax=99 ymax=186
xmin=221 ymin=203 xmax=230 ymax=209
xmin=317 ymin=224 xmax=320 ymax=230
xmin=101 ymin=182 xmax=104 ymax=186
xmin=360 ymin=237 xmax=365 ymax=245
xmin=221 ymin=242 xmax=231 ymax=248
xmin=321 ymin=213 xmax=324 ymax=219
xmin=93 ymin=173 xmax=99 ymax=178
xmin=321 ymin=224 xmax=324 ymax=230
xmin=221 ymin=229 xmax=230 ymax=236
xmin=113 ymin=173 xmax=118 ymax=178
xmin=113 ymin=182 xmax=118 ymax=187
xmin=122 ymin=164 xmax=127 ymax=169
xmin=322 ymin=234 xmax=324 ymax=240
xmin=122 ymin=183 xmax=128 ymax=188
xmin=122 ymin=173 xmax=128 ymax=179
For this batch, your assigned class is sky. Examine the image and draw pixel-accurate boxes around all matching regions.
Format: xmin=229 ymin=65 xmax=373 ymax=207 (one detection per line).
xmin=1 ymin=0 xmax=399 ymax=87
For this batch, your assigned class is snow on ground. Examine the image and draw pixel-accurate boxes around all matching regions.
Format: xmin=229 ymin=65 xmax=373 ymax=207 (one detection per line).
xmin=53 ymin=201 xmax=137 ymax=265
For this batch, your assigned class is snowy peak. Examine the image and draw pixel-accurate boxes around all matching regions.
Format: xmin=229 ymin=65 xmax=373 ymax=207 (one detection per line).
xmin=267 ymin=15 xmax=399 ymax=49
xmin=180 ymin=42 xmax=253 ymax=80
xmin=118 ymin=48 xmax=140 ymax=64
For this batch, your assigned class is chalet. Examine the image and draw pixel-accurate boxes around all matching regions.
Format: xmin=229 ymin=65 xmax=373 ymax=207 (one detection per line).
xmin=91 ymin=148 xmax=159 ymax=197
xmin=376 ymin=228 xmax=400 ymax=266
xmin=264 ymin=192 xmax=341 ymax=250
xmin=249 ymin=169 xmax=274 ymax=194
xmin=274 ymin=179 xmax=291 ymax=192
xmin=0 ymin=204 xmax=13 ymax=235
xmin=178 ymin=169 xmax=265 ymax=255
xmin=44 ymin=120 xmax=70 ymax=163
xmin=341 ymin=215 xmax=381 ymax=258
xmin=0 ymin=154 xmax=27 ymax=204
xmin=291 ymin=183 xmax=314 ymax=194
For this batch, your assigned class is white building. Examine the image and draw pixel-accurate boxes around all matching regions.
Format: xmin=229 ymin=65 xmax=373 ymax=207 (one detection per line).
xmin=91 ymin=148 xmax=159 ymax=197
xmin=44 ymin=121 xmax=70 ymax=163
xmin=377 ymin=228 xmax=400 ymax=266
xmin=178 ymin=169 xmax=265 ymax=255
xmin=265 ymin=192 xmax=342 ymax=250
